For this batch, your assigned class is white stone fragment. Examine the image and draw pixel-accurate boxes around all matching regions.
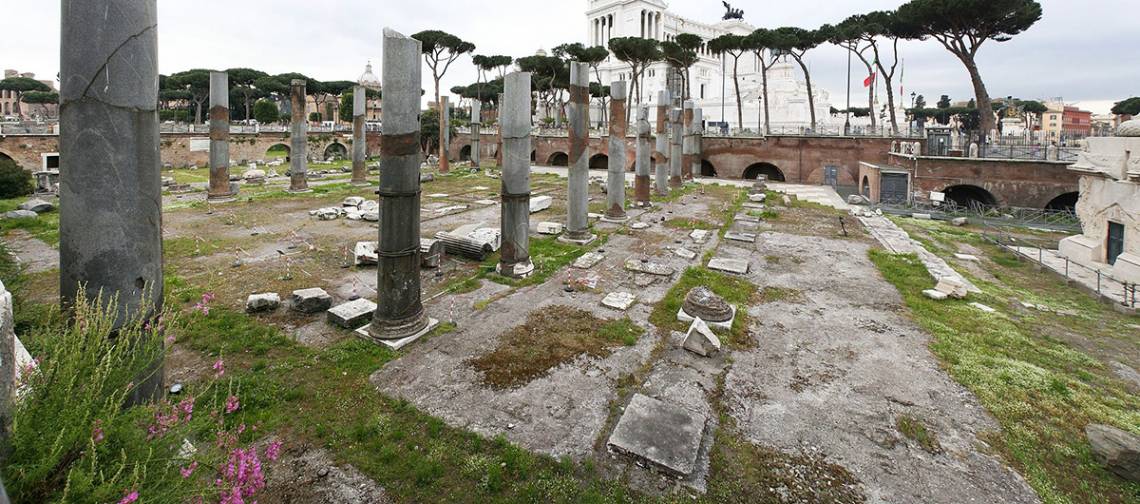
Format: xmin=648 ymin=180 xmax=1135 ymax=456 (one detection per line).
xmin=674 ymin=248 xmax=697 ymax=260
xmin=970 ymin=302 xmax=997 ymax=314
xmin=954 ymin=253 xmax=980 ymax=262
xmin=601 ymin=292 xmax=637 ymax=311
xmin=537 ymin=222 xmax=564 ymax=235
xmin=708 ymin=257 xmax=749 ymax=275
xmin=933 ymin=276 xmax=969 ymax=299
xmin=354 ymin=241 xmax=379 ymax=266
xmin=922 ymin=289 xmax=948 ymax=301
xmin=573 ymin=252 xmax=605 ymax=269
xmin=245 ymin=293 xmax=281 ymax=313
xmin=683 ymin=318 xmax=722 ymax=357
xmin=689 ymin=229 xmax=710 ymax=244
xmin=529 ymin=195 xmax=553 ymax=213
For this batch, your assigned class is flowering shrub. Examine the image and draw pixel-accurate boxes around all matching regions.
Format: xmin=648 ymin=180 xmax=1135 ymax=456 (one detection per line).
xmin=0 ymin=291 xmax=280 ymax=503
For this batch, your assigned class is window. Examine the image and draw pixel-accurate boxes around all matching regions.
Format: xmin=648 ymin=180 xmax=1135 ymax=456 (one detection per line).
xmin=700 ymin=84 xmax=705 ymax=99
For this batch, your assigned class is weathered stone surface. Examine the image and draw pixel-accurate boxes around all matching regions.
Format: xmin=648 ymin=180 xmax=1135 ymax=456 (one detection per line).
xmin=674 ymin=248 xmax=697 ymax=260
xmin=343 ymin=196 xmax=365 ymax=208
xmin=245 ymin=293 xmax=280 ymax=313
xmin=630 ymin=222 xmax=650 ymax=230
xmin=4 ymin=210 xmax=38 ymax=219
xmin=291 ymin=288 xmax=332 ymax=314
xmin=18 ymin=199 xmax=53 ymax=213
xmin=682 ymin=287 xmax=733 ymax=323
xmin=607 ymin=394 xmax=707 ymax=477
xmin=355 ymin=242 xmax=379 ymax=266
xmin=970 ymin=302 xmax=996 ymax=313
xmin=537 ymin=222 xmax=564 ymax=235
xmin=573 ymin=252 xmax=605 ymax=269
xmin=683 ymin=318 xmax=722 ymax=357
xmin=934 ymin=276 xmax=969 ymax=299
xmin=689 ymin=229 xmax=710 ymax=244
xmin=913 ymin=213 xmax=933 ymax=220
xmin=951 ymin=217 xmax=968 ymax=226
xmin=707 ymin=257 xmax=749 ymax=275
xmin=954 ymin=253 xmax=980 ymax=262
xmin=847 ymin=194 xmax=870 ymax=205
xmin=1087 ymin=424 xmax=1140 ymax=482
xmin=602 ymin=292 xmax=637 ymax=311
xmin=529 ymin=195 xmax=552 ymax=213
xmin=922 ymin=289 xmax=948 ymax=301
xmin=0 ymin=279 xmax=14 ymax=429
xmin=724 ymin=232 xmax=757 ymax=243
xmin=328 ymin=298 xmax=378 ymax=329
xmin=624 ymin=259 xmax=675 ymax=276
xmin=748 ymin=193 xmax=767 ymax=203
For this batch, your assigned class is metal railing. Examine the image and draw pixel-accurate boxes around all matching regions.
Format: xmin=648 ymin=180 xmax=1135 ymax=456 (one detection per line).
xmin=0 ymin=123 xmax=360 ymax=136
xmin=980 ymin=225 xmax=1137 ymax=308
xmin=877 ymin=200 xmax=1082 ymax=233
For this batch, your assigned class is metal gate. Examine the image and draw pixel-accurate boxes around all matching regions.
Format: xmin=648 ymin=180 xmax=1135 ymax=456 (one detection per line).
xmin=881 ymin=173 xmax=909 ymax=204
xmin=1108 ymin=222 xmax=1125 ymax=265
xmin=824 ymin=166 xmax=838 ymax=189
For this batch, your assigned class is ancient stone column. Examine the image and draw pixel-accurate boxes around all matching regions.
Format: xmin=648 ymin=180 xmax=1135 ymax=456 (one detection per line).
xmin=635 ymin=104 xmax=651 ymax=205
xmin=363 ymin=28 xmax=436 ymax=344
xmin=350 ymin=85 xmax=368 ymax=185
xmin=655 ymin=90 xmax=670 ymax=195
xmin=497 ymin=72 xmax=535 ymax=279
xmin=207 ymin=71 xmax=235 ymax=201
xmin=692 ymin=107 xmax=704 ymax=178
xmin=288 ymin=79 xmax=310 ymax=192
xmin=496 ymin=92 xmax=504 ymax=169
xmin=60 ymin=0 xmax=163 ymax=401
xmin=471 ymin=100 xmax=482 ymax=168
xmin=604 ymin=81 xmax=628 ymax=222
xmin=682 ymin=100 xmax=694 ymax=180
xmin=669 ymin=107 xmax=683 ymax=188
xmin=440 ymin=96 xmax=450 ymax=173
xmin=561 ymin=62 xmax=595 ymax=245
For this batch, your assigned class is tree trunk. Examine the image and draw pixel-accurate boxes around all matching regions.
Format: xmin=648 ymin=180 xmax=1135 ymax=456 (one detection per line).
xmin=244 ymin=93 xmax=252 ymax=123
xmin=732 ymin=56 xmax=742 ymax=131
xmin=434 ymin=78 xmax=448 ymax=172
xmin=957 ymin=53 xmax=995 ymax=137
xmin=13 ymin=92 xmax=22 ymax=117
xmin=761 ymin=60 xmax=771 ymax=135
xmin=195 ymin=99 xmax=204 ymax=124
xmin=861 ymin=61 xmax=876 ymax=129
xmin=792 ymin=55 xmax=816 ymax=131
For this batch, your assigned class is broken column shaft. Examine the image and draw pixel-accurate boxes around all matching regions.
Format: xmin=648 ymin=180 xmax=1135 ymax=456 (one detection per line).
xmin=682 ymin=100 xmax=694 ymax=180
xmin=471 ymin=100 xmax=482 ymax=168
xmin=59 ymin=0 xmax=163 ymax=401
xmin=364 ymin=28 xmax=433 ymax=343
xmin=351 ymin=85 xmax=368 ymax=185
xmin=561 ymin=62 xmax=595 ymax=245
xmin=208 ymin=71 xmax=234 ymax=201
xmin=604 ymin=81 xmax=628 ymax=222
xmin=497 ymin=71 xmax=535 ymax=279
xmin=655 ymin=91 xmax=670 ymax=195
xmin=289 ymin=79 xmax=310 ymax=192
xmin=635 ymin=104 xmax=651 ymax=205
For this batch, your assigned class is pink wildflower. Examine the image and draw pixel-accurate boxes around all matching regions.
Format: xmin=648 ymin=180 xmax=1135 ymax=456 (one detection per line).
xmin=177 ymin=399 xmax=194 ymax=422
xmin=91 ymin=420 xmax=105 ymax=443
xmin=118 ymin=490 xmax=139 ymax=504
xmin=225 ymin=395 xmax=240 ymax=414
xmin=181 ymin=460 xmax=199 ymax=479
xmin=213 ymin=358 xmax=225 ymax=377
xmin=265 ymin=441 xmax=282 ymax=461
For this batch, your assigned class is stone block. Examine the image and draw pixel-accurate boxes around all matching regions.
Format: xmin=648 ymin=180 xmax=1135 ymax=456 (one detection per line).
xmin=689 ymin=229 xmax=709 ymax=244
xmin=356 ymin=317 xmax=440 ymax=351
xmin=954 ymin=253 xmax=980 ymax=262
xmin=607 ymin=394 xmax=707 ymax=477
xmin=245 ymin=293 xmax=280 ymax=313
xmin=343 ymin=196 xmax=365 ymax=208
xmin=1086 ymin=423 xmax=1140 ymax=482
xmin=969 ymin=302 xmax=996 ymax=314
xmin=355 ymin=241 xmax=379 ymax=266
xmin=467 ymin=228 xmax=501 ymax=252
xmin=529 ymin=195 xmax=553 ymax=213
xmin=624 ymin=259 xmax=675 ymax=276
xmin=3 ymin=210 xmax=37 ymax=219
xmin=683 ymin=318 xmax=722 ymax=357
xmin=724 ymin=232 xmax=757 ymax=243
xmin=601 ymin=292 xmax=637 ymax=311
xmin=573 ymin=252 xmax=605 ymax=269
xmin=290 ymin=288 xmax=332 ymax=314
xmin=847 ymin=194 xmax=870 ymax=205
xmin=707 ymin=257 xmax=749 ymax=275
xmin=933 ymin=276 xmax=968 ymax=299
xmin=630 ymin=222 xmax=650 ymax=230
xmin=674 ymin=248 xmax=697 ymax=260
xmin=328 ymin=298 xmax=377 ymax=329
xmin=922 ymin=289 xmax=948 ymax=301
xmin=748 ymin=193 xmax=767 ymax=203
xmin=951 ymin=217 xmax=968 ymax=226
xmin=912 ymin=213 xmax=933 ymax=220
xmin=18 ymin=199 xmax=53 ymax=213
xmin=537 ymin=222 xmax=564 ymax=235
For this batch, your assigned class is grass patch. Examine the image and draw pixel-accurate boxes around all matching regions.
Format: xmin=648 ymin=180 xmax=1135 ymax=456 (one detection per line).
xmin=869 ymin=249 xmax=1140 ymax=503
xmin=896 ymin=414 xmax=942 ymax=455
xmin=650 ymin=267 xmax=757 ymax=349
xmin=480 ymin=234 xmax=606 ymax=289
xmin=664 ymin=217 xmax=718 ymax=230
xmin=467 ymin=305 xmax=644 ymax=389
xmin=757 ymin=286 xmax=805 ymax=304
xmin=0 ymin=197 xmax=59 ymax=245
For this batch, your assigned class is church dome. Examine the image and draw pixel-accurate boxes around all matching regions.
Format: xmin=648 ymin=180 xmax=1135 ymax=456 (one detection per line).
xmin=358 ymin=61 xmax=380 ymax=90
xmin=1118 ymin=118 xmax=1140 ymax=137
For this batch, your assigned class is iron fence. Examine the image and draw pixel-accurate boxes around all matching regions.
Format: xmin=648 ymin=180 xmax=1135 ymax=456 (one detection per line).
xmin=876 ymin=199 xmax=1082 ymax=233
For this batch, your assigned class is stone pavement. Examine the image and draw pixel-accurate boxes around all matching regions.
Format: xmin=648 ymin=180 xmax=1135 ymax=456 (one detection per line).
xmin=859 ymin=215 xmax=981 ymax=293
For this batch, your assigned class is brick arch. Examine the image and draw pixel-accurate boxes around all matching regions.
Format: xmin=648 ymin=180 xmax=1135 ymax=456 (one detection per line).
xmin=547 ymin=151 xmax=568 ymax=166
xmin=743 ymin=162 xmax=785 ymax=182
xmin=459 ymin=144 xmax=472 ymax=161
xmin=939 ymin=184 xmax=998 ymax=209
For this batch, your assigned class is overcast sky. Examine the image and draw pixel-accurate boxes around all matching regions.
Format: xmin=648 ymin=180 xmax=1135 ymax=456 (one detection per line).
xmin=4 ymin=0 xmax=1137 ymax=114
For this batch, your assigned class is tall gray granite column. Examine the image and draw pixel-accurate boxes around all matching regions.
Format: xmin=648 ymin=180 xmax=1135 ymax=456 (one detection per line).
xmin=360 ymin=28 xmax=437 ymax=346
xmin=471 ymin=100 xmax=482 ymax=168
xmin=496 ymin=92 xmax=504 ymax=168
xmin=60 ymin=0 xmax=163 ymax=401
xmin=634 ymin=104 xmax=651 ymax=205
xmin=561 ymin=62 xmax=595 ymax=245
xmin=682 ymin=100 xmax=694 ymax=180
xmin=351 ymin=84 xmax=368 ymax=185
xmin=288 ymin=79 xmax=310 ymax=192
xmin=440 ymin=96 xmax=450 ymax=173
xmin=0 ymin=280 xmax=14 ymax=440
xmin=207 ymin=71 xmax=234 ymax=201
xmin=669 ymin=106 xmax=683 ymax=188
xmin=497 ymin=72 xmax=535 ymax=279
xmin=604 ymin=81 xmax=628 ymax=222
xmin=655 ymin=91 xmax=670 ymax=195
xmin=692 ymin=107 xmax=704 ymax=178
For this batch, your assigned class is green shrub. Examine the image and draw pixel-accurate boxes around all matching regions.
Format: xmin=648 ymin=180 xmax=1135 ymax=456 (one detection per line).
xmin=0 ymin=158 xmax=33 ymax=199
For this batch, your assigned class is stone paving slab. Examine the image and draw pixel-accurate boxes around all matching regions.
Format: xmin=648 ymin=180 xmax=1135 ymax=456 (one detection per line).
xmin=607 ymin=393 xmax=707 ymax=477
xmin=859 ymin=215 xmax=980 ymax=293
xmin=707 ymin=257 xmax=749 ymax=275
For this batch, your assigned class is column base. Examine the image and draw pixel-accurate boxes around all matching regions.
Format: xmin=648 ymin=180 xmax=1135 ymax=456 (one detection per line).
xmin=669 ymin=176 xmax=683 ymax=188
xmin=207 ymin=193 xmax=237 ymax=203
xmin=286 ymin=188 xmax=313 ymax=194
xmin=356 ymin=317 xmax=440 ymax=351
xmin=497 ymin=259 xmax=535 ymax=279
xmin=558 ymin=233 xmax=597 ymax=246
xmin=601 ymin=214 xmax=630 ymax=224
xmin=350 ymin=180 xmax=371 ymax=187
